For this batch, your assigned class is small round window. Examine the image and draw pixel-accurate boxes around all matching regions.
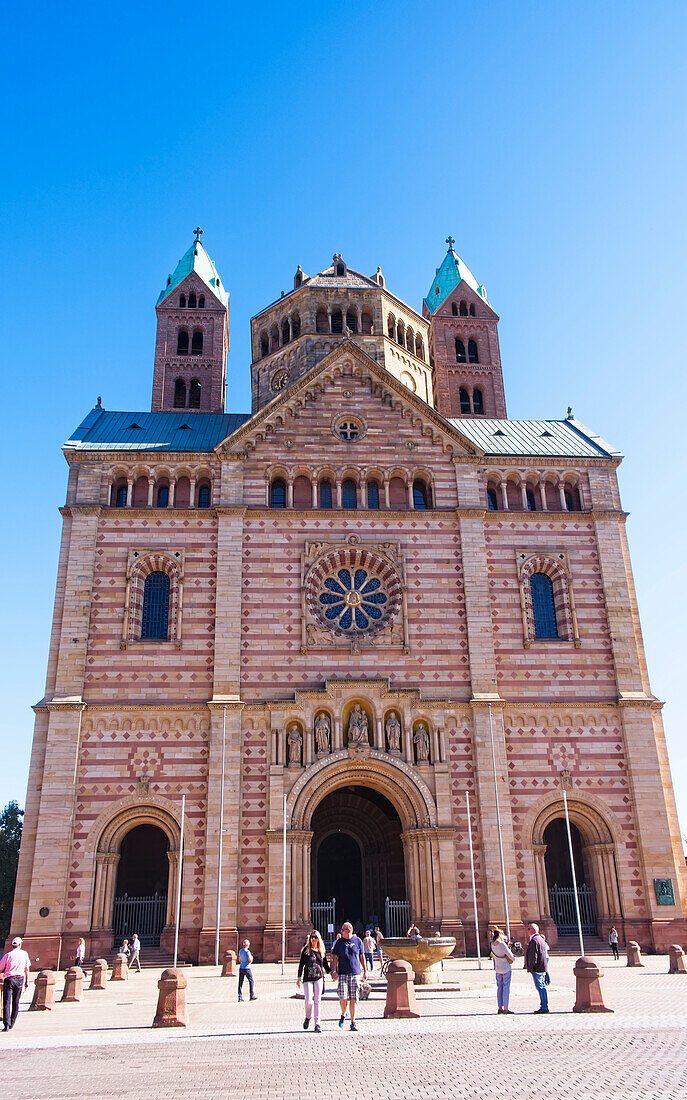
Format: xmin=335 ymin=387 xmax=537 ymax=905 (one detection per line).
xmin=334 ymin=416 xmax=364 ymax=442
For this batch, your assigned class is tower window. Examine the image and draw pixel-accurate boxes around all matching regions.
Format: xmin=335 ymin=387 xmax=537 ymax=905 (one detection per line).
xmin=487 ymin=487 xmax=498 ymax=511
xmin=260 ymin=333 xmax=269 ymax=358
xmin=469 ymin=303 xmax=476 ymax=316
xmin=459 ymin=300 xmax=468 ymax=316
xmin=413 ymin=479 xmax=430 ymax=509
xmin=331 ymin=309 xmax=343 ymax=333
xmin=141 ymin=571 xmax=171 ymax=640
xmin=156 ymin=484 xmax=169 ymax=508
xmin=173 ymin=379 xmax=187 ymax=408
xmin=316 ymin=308 xmax=329 ymax=333
xmin=191 ymin=330 xmax=203 ymax=355
xmin=179 ymin=294 xmax=186 ymax=308
xmin=530 ymin=573 xmax=558 ymax=639
xmin=387 ymin=314 xmax=395 ymax=338
xmin=455 ymin=338 xmax=466 ymax=363
xmin=415 ymin=335 xmax=424 ymax=360
xmin=452 ymin=302 xmax=458 ymax=316
xmin=188 ymin=292 xmax=197 ymax=308
xmin=468 ymin=339 xmax=479 ymax=363
xmin=319 ymin=480 xmax=333 ymax=509
xmin=459 ymin=387 xmax=471 ymax=414
xmin=473 ymin=388 xmax=484 ymax=414
xmin=198 ymin=296 xmax=204 ymax=308
xmin=336 ymin=262 xmax=345 ymax=276
xmin=177 ymin=330 xmax=189 ymax=356
xmin=564 ymin=485 xmax=581 ymax=511
xmin=282 ymin=320 xmax=290 ymax=345
xmin=292 ymin=313 xmax=301 ymax=339
xmin=113 ymin=480 xmax=128 ymax=507
xmin=342 ymin=478 xmax=357 ymax=509
xmin=367 ymin=480 xmax=380 ymax=509
xmin=189 ymin=379 xmax=201 ymax=408
xmin=270 ymin=478 xmax=286 ymax=508
xmin=197 ymin=482 xmax=211 ymax=507
xmin=346 ymin=309 xmax=357 ymax=333
xmin=337 ymin=419 xmax=360 ymax=441
xmin=526 ymin=488 xmax=537 ymax=511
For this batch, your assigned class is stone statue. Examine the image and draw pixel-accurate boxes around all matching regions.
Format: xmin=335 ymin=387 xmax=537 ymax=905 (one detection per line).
xmin=347 ymin=703 xmax=369 ymax=746
xmin=413 ymin=723 xmax=430 ymax=762
xmin=385 ymin=712 xmax=401 ymax=752
xmin=287 ymin=724 xmax=302 ymax=765
xmin=314 ymin=712 xmax=331 ymax=754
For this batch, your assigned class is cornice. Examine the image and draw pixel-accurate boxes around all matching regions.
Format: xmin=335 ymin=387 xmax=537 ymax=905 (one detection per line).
xmin=453 ymin=454 xmax=620 ymax=469
xmin=60 ymin=506 xmax=102 ymax=517
xmin=215 ymin=507 xmax=248 ymax=517
xmin=65 ymin=449 xmax=224 ymax=464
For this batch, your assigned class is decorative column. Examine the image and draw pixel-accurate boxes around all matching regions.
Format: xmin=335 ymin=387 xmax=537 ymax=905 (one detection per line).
xmin=166 ymin=850 xmax=180 ymax=927
xmin=92 ymin=852 xmax=119 ymax=930
xmin=533 ymin=844 xmax=549 ymax=917
xmin=335 ymin=478 xmax=342 ymax=508
xmin=168 ymin=480 xmax=175 ymax=507
xmin=126 ymin=477 xmax=133 ymax=507
xmin=311 ymin=480 xmax=318 ymax=508
xmin=333 ymin=715 xmax=343 ymax=751
xmin=559 ymin=483 xmax=568 ymax=511
xmin=189 ymin=477 xmax=196 ymax=508
xmin=287 ymin=477 xmax=294 ymax=508
xmin=500 ymin=481 xmax=509 ymax=510
xmin=383 ymin=477 xmax=390 ymax=509
xmin=374 ymin=717 xmax=384 ymax=751
xmin=147 ymin=479 xmax=155 ymax=507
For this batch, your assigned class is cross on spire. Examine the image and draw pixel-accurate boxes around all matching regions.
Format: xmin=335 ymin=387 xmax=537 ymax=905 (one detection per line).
xmin=193 ymin=226 xmax=203 ymax=242
xmin=446 ymin=235 xmax=455 ymax=251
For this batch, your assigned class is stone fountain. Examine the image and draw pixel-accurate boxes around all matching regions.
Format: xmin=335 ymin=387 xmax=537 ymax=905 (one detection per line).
xmin=381 ymin=937 xmax=456 ymax=985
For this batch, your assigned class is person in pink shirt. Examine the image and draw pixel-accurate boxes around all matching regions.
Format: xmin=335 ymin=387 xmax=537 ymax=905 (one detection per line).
xmin=0 ymin=937 xmax=31 ymax=1031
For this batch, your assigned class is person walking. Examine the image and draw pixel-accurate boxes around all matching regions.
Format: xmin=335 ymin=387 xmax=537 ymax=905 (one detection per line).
xmin=129 ymin=933 xmax=142 ymax=972
xmin=119 ymin=938 xmax=130 ymax=959
xmin=296 ymin=931 xmax=330 ymax=1033
xmin=74 ymin=938 xmax=86 ymax=967
xmin=331 ymin=921 xmax=366 ymax=1031
xmin=374 ymin=927 xmax=384 ymax=969
xmin=525 ymin=923 xmax=549 ymax=1013
xmin=491 ymin=928 xmax=515 ymax=1014
xmin=238 ymin=939 xmax=257 ymax=1002
xmin=362 ymin=930 xmax=375 ymax=973
xmin=0 ymin=937 xmax=31 ymax=1032
xmin=609 ymin=926 xmax=620 ymax=960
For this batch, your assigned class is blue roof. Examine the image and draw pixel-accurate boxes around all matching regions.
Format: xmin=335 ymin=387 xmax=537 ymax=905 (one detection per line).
xmin=450 ymin=417 xmax=621 ymax=459
xmin=424 ymin=245 xmax=489 ymax=314
xmin=65 ymin=409 xmax=250 ymax=453
xmin=157 ymin=239 xmax=229 ymax=308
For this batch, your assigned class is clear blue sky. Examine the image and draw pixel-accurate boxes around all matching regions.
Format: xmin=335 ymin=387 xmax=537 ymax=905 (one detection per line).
xmin=1 ymin=1 xmax=686 ymax=838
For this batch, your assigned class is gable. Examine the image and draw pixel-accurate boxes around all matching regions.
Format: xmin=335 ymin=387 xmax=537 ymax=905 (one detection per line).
xmin=216 ymin=341 xmax=483 ymax=460
xmin=157 ymin=270 xmax=225 ymax=311
xmin=434 ymin=280 xmax=498 ymax=321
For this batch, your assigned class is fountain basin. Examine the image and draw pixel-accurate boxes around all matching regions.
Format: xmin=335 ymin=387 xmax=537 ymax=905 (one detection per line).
xmin=382 ymin=937 xmax=456 ymax=985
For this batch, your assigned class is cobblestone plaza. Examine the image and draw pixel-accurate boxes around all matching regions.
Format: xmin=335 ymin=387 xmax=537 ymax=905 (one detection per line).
xmin=3 ymin=954 xmax=686 ymax=1099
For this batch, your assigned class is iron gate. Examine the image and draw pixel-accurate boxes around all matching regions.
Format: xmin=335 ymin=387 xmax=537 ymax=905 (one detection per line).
xmin=112 ymin=892 xmax=167 ymax=946
xmin=548 ymin=885 xmax=597 ymax=935
xmin=385 ymin=897 xmax=410 ymax=937
xmin=311 ymin=898 xmax=336 ymax=949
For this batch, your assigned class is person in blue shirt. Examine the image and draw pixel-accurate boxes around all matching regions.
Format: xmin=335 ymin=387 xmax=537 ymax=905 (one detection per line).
xmin=330 ymin=922 xmax=366 ymax=1031
xmin=238 ymin=939 xmax=257 ymax=1002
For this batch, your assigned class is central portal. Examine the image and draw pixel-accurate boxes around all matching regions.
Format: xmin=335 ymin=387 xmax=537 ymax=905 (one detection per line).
xmin=311 ymin=785 xmax=406 ymax=932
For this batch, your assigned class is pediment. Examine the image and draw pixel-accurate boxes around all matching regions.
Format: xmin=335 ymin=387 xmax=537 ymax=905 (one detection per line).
xmin=435 ymin=280 xmax=498 ymax=321
xmin=215 ymin=340 xmax=484 ymax=458
xmin=157 ymin=270 xmax=224 ymax=310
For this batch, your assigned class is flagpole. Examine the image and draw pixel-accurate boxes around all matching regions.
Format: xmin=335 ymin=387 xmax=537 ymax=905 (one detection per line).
xmin=281 ymin=792 xmax=287 ymax=976
xmin=173 ymin=794 xmax=185 ymax=968
xmin=466 ymin=790 xmax=482 ymax=969
xmin=214 ymin=706 xmax=227 ymax=966
xmin=563 ymin=788 xmax=585 ymax=957
xmin=488 ymin=702 xmax=510 ymax=939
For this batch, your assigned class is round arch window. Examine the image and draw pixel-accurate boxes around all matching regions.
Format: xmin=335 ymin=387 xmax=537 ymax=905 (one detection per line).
xmin=305 ymin=548 xmax=402 ymax=638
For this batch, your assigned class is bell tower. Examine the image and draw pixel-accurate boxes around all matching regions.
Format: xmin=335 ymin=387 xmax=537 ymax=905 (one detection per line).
xmin=151 ymin=229 xmax=230 ymax=413
xmin=424 ymin=238 xmax=506 ymax=419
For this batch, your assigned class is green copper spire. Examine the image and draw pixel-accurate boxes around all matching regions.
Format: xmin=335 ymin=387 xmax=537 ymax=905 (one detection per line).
xmin=157 ymin=230 xmax=229 ymax=307
xmin=423 ymin=237 xmax=489 ymax=313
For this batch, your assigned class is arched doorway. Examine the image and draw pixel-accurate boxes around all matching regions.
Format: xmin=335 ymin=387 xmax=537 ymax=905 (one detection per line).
xmin=542 ymin=818 xmax=597 ymax=935
xmin=112 ymin=824 xmax=169 ymax=946
xmin=311 ymin=786 xmax=406 ymax=934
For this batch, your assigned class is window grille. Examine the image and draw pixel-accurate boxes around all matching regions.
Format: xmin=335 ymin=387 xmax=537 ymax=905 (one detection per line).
xmin=531 ymin=573 xmax=558 ymax=638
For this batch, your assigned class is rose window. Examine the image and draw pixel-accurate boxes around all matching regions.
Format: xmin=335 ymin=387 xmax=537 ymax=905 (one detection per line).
xmin=305 ymin=548 xmax=402 ymax=638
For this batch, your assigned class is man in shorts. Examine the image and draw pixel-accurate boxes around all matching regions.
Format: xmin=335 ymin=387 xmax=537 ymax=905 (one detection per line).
xmin=331 ymin=922 xmax=366 ymax=1031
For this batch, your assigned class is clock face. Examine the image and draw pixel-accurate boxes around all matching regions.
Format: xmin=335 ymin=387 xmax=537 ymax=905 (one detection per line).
xmin=271 ymin=369 xmax=289 ymax=391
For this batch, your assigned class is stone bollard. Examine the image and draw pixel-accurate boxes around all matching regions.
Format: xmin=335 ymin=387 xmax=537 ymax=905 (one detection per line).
xmin=89 ymin=958 xmax=109 ymax=990
xmin=221 ymin=950 xmax=237 ymax=977
xmin=110 ymin=953 xmax=128 ymax=981
xmin=152 ymin=968 xmax=188 ymax=1027
xmin=668 ymin=944 xmax=687 ymax=974
xmin=61 ymin=966 xmax=84 ymax=1002
xmin=573 ymin=956 xmax=613 ymax=1013
xmin=383 ymin=960 xmax=420 ymax=1019
xmin=30 ymin=970 xmax=56 ymax=1011
xmin=626 ymin=941 xmax=644 ymax=967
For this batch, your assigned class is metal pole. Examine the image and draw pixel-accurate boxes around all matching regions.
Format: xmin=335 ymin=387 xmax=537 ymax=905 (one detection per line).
xmin=466 ymin=790 xmax=482 ymax=969
xmin=488 ymin=702 xmax=510 ymax=939
xmin=214 ymin=706 xmax=227 ymax=967
xmin=563 ymin=788 xmax=585 ymax=957
xmin=173 ymin=794 xmax=185 ymax=968
xmin=281 ymin=792 xmax=287 ymax=976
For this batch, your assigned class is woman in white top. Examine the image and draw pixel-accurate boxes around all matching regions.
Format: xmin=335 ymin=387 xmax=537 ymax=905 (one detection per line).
xmin=491 ymin=927 xmax=515 ymax=1014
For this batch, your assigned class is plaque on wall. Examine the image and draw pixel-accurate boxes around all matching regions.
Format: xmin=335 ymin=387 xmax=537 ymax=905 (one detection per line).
xmin=654 ymin=878 xmax=675 ymax=905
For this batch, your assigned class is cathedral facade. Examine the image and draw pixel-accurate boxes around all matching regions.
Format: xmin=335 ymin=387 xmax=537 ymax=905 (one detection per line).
xmin=12 ymin=234 xmax=686 ymax=965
